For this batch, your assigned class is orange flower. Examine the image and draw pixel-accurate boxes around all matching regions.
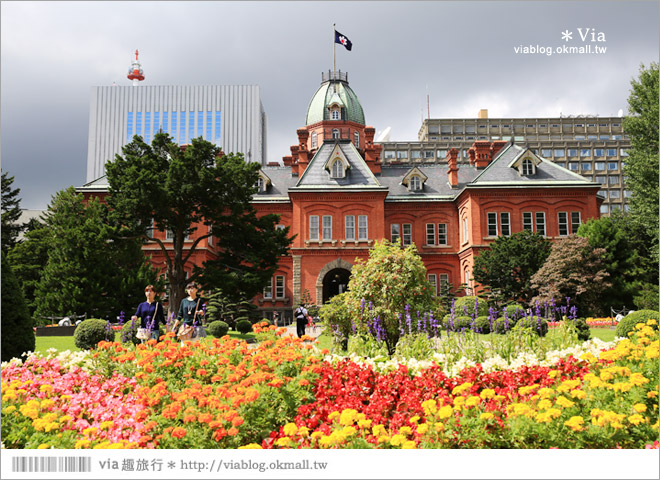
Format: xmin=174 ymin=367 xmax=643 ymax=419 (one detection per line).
xmin=196 ymin=369 xmax=207 ymax=377
xmin=228 ymin=427 xmax=239 ymax=436
xmin=171 ymin=427 xmax=187 ymax=439
xmin=298 ymin=379 xmax=310 ymax=386
xmin=231 ymin=416 xmax=244 ymax=427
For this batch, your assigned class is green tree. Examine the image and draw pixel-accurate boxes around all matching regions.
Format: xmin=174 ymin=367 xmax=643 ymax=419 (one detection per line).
xmin=34 ymin=187 xmax=160 ymax=320
xmin=622 ymin=63 xmax=659 ymax=279
xmin=577 ymin=216 xmax=638 ymax=310
xmin=1 ymin=251 xmax=35 ymax=362
xmin=320 ymin=240 xmax=435 ymax=355
xmin=531 ymin=236 xmax=611 ymax=316
xmin=6 ymin=219 xmax=51 ymax=319
xmin=105 ymin=133 xmax=292 ymax=315
xmin=1 ymin=171 xmax=23 ymax=252
xmin=472 ymin=230 xmax=552 ymax=306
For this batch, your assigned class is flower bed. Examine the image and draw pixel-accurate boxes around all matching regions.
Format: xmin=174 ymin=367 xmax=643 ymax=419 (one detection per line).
xmin=2 ymin=321 xmax=658 ymax=449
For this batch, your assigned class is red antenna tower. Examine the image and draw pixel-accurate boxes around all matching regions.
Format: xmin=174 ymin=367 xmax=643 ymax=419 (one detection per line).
xmin=127 ymin=49 xmax=145 ymax=85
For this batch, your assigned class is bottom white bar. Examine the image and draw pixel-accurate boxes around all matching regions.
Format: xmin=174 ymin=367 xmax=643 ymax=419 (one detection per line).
xmin=1 ymin=449 xmax=658 ymax=479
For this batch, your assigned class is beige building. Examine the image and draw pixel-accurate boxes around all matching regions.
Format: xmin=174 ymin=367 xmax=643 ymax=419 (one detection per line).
xmin=377 ymin=111 xmax=630 ymax=215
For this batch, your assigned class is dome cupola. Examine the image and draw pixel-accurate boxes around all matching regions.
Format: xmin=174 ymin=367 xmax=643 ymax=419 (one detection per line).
xmin=305 ymin=71 xmax=365 ymax=126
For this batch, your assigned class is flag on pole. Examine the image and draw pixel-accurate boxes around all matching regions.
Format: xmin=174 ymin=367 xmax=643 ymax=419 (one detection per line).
xmin=334 ymin=30 xmax=352 ymax=51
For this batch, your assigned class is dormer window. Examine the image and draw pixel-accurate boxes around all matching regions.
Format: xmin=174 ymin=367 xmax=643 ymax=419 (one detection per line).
xmin=331 ymin=110 xmax=340 ymax=120
xmin=522 ymin=158 xmax=534 ymax=175
xmin=332 ymin=159 xmax=345 ymax=178
xmin=255 ymin=170 xmax=272 ymax=193
xmin=401 ymin=166 xmax=428 ymax=192
xmin=509 ymin=149 xmax=542 ymax=176
xmin=332 ymin=128 xmax=340 ymax=139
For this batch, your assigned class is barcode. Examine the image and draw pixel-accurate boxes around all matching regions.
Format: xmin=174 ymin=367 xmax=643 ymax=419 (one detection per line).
xmin=11 ymin=456 xmax=92 ymax=473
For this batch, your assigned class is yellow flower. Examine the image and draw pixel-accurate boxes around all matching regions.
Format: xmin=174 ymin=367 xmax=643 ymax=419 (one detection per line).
xmin=628 ymin=414 xmax=646 ymax=426
xmin=647 ymin=390 xmax=658 ymax=399
xmin=328 ymin=411 xmax=340 ymax=421
xmin=238 ymin=443 xmax=263 ymax=449
xmin=422 ymin=399 xmax=438 ymax=416
xmin=453 ymin=396 xmax=465 ymax=407
xmin=37 ymin=444 xmax=50 ymax=449
xmin=39 ymin=384 xmax=54 ymax=394
xmin=297 ymin=426 xmax=309 ymax=437
xmin=557 ymin=379 xmax=580 ymax=393
xmin=339 ymin=409 xmax=358 ymax=426
xmin=438 ymin=405 xmax=453 ymax=419
xmin=465 ymin=396 xmax=481 ymax=408
xmin=275 ymin=437 xmax=291 ymax=447
xmin=538 ymin=388 xmax=554 ymax=398
xmin=548 ymin=370 xmax=560 ymax=379
xmin=538 ymin=399 xmax=553 ymax=410
xmin=556 ymin=396 xmax=575 ymax=409
xmin=402 ymin=440 xmax=416 ymax=449
xmin=647 ymin=319 xmax=657 ymax=326
xmin=480 ymin=412 xmax=494 ymax=421
xmin=612 ymin=382 xmax=632 ymax=393
xmin=564 ymin=416 xmax=584 ymax=431
xmin=74 ymin=439 xmax=91 ymax=449
xmin=599 ymin=371 xmax=614 ymax=382
xmin=2 ymin=405 xmax=16 ymax=414
xmin=311 ymin=431 xmax=324 ymax=440
xmin=318 ymin=435 xmax=333 ymax=448
xmin=493 ymin=395 xmax=506 ymax=402
xmin=434 ymin=422 xmax=444 ymax=432
xmin=399 ymin=426 xmax=412 ymax=436
xmin=283 ymin=423 xmax=298 ymax=436
xmin=357 ymin=418 xmax=372 ymax=429
xmin=416 ymin=423 xmax=429 ymax=435
xmin=372 ymin=424 xmax=387 ymax=437
xmin=480 ymin=388 xmax=496 ymax=399
xmin=409 ymin=416 xmax=420 ymax=424
xmin=633 ymin=403 xmax=647 ymax=413
xmin=570 ymin=389 xmax=587 ymax=400
xmin=390 ymin=434 xmax=406 ymax=447
xmin=99 ymin=421 xmax=114 ymax=430
xmin=451 ymin=382 xmax=473 ymax=396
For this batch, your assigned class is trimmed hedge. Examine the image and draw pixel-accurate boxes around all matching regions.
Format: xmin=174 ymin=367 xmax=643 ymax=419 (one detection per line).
xmin=513 ymin=317 xmax=549 ymax=337
xmin=474 ymin=315 xmax=492 ymax=334
xmin=208 ymin=320 xmax=230 ymax=338
xmin=453 ymin=296 xmax=489 ymax=317
xmin=74 ymin=319 xmax=115 ymax=350
xmin=615 ymin=310 xmax=659 ymax=338
xmin=504 ymin=304 xmax=526 ymax=320
xmin=236 ymin=319 xmax=253 ymax=334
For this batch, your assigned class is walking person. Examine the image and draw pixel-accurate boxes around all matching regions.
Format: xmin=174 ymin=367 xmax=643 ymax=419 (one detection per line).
xmin=172 ymin=282 xmax=206 ymax=341
xmin=131 ymin=285 xmax=165 ymax=342
xmin=294 ymin=303 xmax=308 ymax=338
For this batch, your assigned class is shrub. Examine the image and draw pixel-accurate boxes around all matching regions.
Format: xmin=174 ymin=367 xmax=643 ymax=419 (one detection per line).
xmin=571 ymin=318 xmax=591 ymax=342
xmin=513 ymin=317 xmax=549 ymax=337
xmin=453 ymin=296 xmax=489 ymax=317
xmin=74 ymin=319 xmax=115 ymax=350
xmin=615 ymin=310 xmax=659 ymax=338
xmin=394 ymin=333 xmax=436 ymax=360
xmin=492 ymin=317 xmax=511 ymax=334
xmin=236 ymin=319 xmax=253 ymax=335
xmin=348 ymin=334 xmax=388 ymax=358
xmin=452 ymin=316 xmax=474 ymax=332
xmin=1 ymin=252 xmax=35 ymax=362
xmin=208 ymin=320 xmax=229 ymax=338
xmin=474 ymin=316 xmax=491 ymax=334
xmin=504 ymin=304 xmax=526 ymax=320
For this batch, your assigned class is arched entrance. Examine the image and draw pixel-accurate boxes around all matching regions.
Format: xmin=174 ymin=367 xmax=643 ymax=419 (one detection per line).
xmin=322 ymin=268 xmax=351 ymax=304
xmin=315 ymin=258 xmax=354 ymax=305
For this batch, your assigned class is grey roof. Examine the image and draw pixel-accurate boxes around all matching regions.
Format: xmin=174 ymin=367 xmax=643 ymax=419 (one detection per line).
xmin=380 ymin=164 xmax=477 ymax=201
xmin=252 ymin=167 xmax=297 ymax=202
xmin=77 ymin=175 xmax=110 ymax=191
xmin=470 ymin=143 xmax=601 ymax=187
xmin=292 ymin=140 xmax=387 ymax=191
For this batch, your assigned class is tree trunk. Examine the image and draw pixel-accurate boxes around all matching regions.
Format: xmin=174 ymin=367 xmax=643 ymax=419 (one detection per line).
xmin=166 ymin=232 xmax=188 ymax=319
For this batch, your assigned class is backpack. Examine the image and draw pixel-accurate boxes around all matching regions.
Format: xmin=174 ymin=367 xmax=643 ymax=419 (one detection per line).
xmin=295 ymin=307 xmax=306 ymax=320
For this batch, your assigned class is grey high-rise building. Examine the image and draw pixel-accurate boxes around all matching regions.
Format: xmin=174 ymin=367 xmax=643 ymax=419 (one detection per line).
xmin=86 ymin=85 xmax=267 ymax=182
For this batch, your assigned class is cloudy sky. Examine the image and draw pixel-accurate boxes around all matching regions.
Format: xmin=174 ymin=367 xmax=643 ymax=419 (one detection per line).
xmin=1 ymin=1 xmax=658 ymax=210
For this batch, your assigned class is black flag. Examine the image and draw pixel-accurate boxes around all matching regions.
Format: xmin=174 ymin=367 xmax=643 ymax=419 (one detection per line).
xmin=334 ymin=30 xmax=352 ymax=51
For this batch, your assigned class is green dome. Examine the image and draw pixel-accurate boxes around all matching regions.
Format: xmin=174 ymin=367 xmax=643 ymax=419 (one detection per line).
xmin=305 ymin=71 xmax=365 ymax=126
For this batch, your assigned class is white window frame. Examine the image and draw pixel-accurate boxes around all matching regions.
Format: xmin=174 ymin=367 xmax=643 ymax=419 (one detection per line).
xmin=402 ymin=223 xmax=412 ymax=246
xmin=500 ymin=212 xmax=511 ymax=236
xmin=331 ymin=110 xmax=340 ymax=120
xmin=391 ymin=223 xmax=401 ymax=243
xmin=462 ymin=218 xmax=469 ymax=243
xmin=426 ymin=223 xmax=436 ymax=245
xmin=487 ymin=212 xmax=498 ymax=237
xmin=309 ymin=215 xmax=319 ymax=241
xmin=345 ymin=215 xmax=355 ymax=241
xmin=263 ymin=278 xmax=273 ymax=299
xmin=257 ymin=177 xmax=265 ymax=192
xmin=535 ymin=212 xmax=546 ymax=236
xmin=570 ymin=211 xmax=581 ymax=234
xmin=438 ymin=223 xmax=447 ymax=245
xmin=439 ymin=274 xmax=449 ymax=290
xmin=522 ymin=212 xmax=533 ymax=232
xmin=311 ymin=132 xmax=318 ymax=149
xmin=358 ymin=215 xmax=368 ymax=241
xmin=166 ymin=229 xmax=191 ymax=241
xmin=332 ymin=128 xmax=340 ymax=139
xmin=410 ymin=175 xmax=422 ymax=191
xmin=558 ymin=212 xmax=569 ymax=236
xmin=208 ymin=225 xmax=213 ymax=246
xmin=275 ymin=275 xmax=285 ymax=299
xmin=354 ymin=131 xmax=359 ymax=148
xmin=522 ymin=159 xmax=534 ymax=175
xmin=331 ymin=159 xmax=344 ymax=178
xmin=322 ymin=215 xmax=333 ymax=240
xmin=428 ymin=274 xmax=437 ymax=296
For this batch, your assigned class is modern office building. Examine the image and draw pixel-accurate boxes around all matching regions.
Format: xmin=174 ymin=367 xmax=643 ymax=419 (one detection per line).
xmin=377 ymin=112 xmax=631 ymax=215
xmin=86 ymin=85 xmax=268 ymax=182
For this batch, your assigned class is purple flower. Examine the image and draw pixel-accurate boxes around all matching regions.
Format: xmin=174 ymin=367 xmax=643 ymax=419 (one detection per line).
xmin=504 ymin=311 xmax=510 ymax=331
xmin=398 ymin=313 xmax=405 ymax=336
xmin=569 ymin=305 xmax=578 ymax=321
xmin=119 ymin=311 xmax=125 ymax=325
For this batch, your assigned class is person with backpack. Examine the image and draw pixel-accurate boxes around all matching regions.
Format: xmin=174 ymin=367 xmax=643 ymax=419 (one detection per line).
xmin=294 ymin=303 xmax=308 ymax=338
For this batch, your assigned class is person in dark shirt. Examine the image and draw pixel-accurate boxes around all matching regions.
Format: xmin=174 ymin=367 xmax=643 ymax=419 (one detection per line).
xmin=131 ymin=285 xmax=165 ymax=340
xmin=173 ymin=282 xmax=206 ymax=339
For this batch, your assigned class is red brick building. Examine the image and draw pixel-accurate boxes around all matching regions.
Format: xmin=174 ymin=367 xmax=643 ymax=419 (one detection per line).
xmin=251 ymin=71 xmax=602 ymax=323
xmin=78 ymin=70 xmax=603 ymax=323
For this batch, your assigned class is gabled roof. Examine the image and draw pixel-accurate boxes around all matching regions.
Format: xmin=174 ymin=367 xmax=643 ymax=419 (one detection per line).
xmin=469 ymin=143 xmax=601 ymax=187
xmin=292 ymin=140 xmax=386 ymax=191
xmin=323 ymin=144 xmax=351 ymax=174
xmin=401 ymin=166 xmax=428 ymax=188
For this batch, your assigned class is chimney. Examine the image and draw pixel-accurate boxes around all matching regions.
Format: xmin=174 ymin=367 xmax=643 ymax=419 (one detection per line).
xmin=447 ymin=148 xmax=459 ymax=188
xmin=490 ymin=140 xmax=508 ymax=159
xmin=363 ymin=126 xmax=382 ymax=174
xmin=472 ymin=141 xmax=492 ymax=168
xmin=478 ymin=109 xmax=488 ymax=119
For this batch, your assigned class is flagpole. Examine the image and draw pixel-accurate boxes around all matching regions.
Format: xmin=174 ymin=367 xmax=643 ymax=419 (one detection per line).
xmin=333 ymin=23 xmax=336 ymax=73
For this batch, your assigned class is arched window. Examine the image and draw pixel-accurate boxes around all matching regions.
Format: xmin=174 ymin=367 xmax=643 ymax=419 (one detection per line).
xmin=331 ymin=110 xmax=340 ymax=120
xmin=522 ymin=158 xmax=534 ymax=175
xmin=410 ymin=175 xmax=421 ymax=191
xmin=311 ymin=132 xmax=317 ymax=149
xmin=354 ymin=131 xmax=359 ymax=148
xmin=332 ymin=159 xmax=344 ymax=178
xmin=332 ymin=128 xmax=340 ymax=139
